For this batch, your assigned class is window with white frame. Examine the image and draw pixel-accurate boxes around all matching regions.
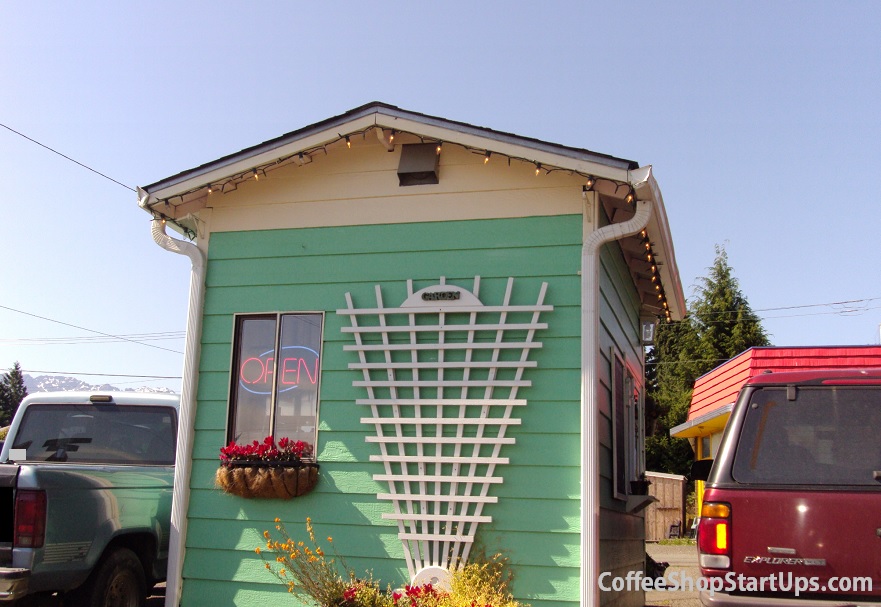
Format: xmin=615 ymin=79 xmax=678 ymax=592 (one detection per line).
xmin=612 ymin=352 xmax=644 ymax=498
xmin=227 ymin=313 xmax=323 ymax=452
xmin=627 ymin=371 xmax=644 ymax=485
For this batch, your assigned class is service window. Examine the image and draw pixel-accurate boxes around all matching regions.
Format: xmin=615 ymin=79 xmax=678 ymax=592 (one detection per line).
xmin=612 ymin=352 xmax=645 ymax=499
xmin=228 ymin=313 xmax=323 ymax=453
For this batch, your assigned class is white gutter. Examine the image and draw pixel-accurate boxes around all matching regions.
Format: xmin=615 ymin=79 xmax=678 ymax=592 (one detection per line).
xmin=139 ymin=189 xmax=205 ymax=607
xmin=581 ymin=168 xmax=655 ymax=607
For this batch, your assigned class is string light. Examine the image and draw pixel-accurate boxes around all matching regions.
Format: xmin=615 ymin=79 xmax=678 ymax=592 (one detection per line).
xmin=160 ymin=127 xmax=638 ymax=211
xmin=634 ymin=223 xmax=672 ymax=322
xmin=150 ymin=125 xmax=673 ymax=312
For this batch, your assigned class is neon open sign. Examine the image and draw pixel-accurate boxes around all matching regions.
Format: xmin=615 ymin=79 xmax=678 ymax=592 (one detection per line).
xmin=239 ymin=345 xmax=319 ymax=395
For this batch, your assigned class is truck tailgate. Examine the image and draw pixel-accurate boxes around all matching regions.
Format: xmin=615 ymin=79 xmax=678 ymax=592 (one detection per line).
xmin=0 ymin=464 xmax=20 ymax=565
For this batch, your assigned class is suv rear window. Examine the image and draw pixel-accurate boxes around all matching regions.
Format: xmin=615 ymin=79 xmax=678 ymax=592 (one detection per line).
xmin=11 ymin=404 xmax=176 ymax=465
xmin=732 ymin=386 xmax=881 ymax=486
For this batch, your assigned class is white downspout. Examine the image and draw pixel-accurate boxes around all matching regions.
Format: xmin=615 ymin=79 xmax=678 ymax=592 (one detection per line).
xmin=139 ymin=191 xmax=205 ymax=607
xmin=581 ymin=194 xmax=652 ymax=607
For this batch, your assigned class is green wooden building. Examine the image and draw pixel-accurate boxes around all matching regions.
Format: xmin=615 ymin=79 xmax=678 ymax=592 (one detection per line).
xmin=138 ymin=103 xmax=685 ymax=607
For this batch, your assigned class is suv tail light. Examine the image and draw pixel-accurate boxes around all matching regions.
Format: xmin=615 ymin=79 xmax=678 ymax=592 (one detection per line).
xmin=698 ymin=501 xmax=730 ymax=569
xmin=14 ymin=490 xmax=46 ymax=548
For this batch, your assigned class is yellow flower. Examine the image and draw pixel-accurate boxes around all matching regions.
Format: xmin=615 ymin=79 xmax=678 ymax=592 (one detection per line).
xmin=275 ymin=517 xmax=281 ymax=523
xmin=263 ymin=530 xmax=270 ymax=539
xmin=265 ymin=563 xmax=271 ymax=569
xmin=327 ymin=536 xmax=333 ymax=542
xmin=255 ymin=547 xmax=261 ymax=554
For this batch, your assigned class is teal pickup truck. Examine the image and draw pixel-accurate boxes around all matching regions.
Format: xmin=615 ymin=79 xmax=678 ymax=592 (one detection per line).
xmin=0 ymin=392 xmax=177 ymax=607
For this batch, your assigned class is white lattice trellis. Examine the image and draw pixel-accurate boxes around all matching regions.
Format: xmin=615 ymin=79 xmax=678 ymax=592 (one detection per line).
xmin=338 ymin=277 xmax=551 ymax=584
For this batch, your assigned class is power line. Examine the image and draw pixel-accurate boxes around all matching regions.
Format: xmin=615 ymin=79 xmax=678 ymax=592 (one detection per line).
xmin=0 ymin=122 xmax=135 ymax=192
xmin=754 ymin=296 xmax=881 ymax=313
xmin=19 ymin=369 xmax=181 ymax=379
xmin=0 ymin=304 xmax=183 ymax=355
xmin=0 ymin=332 xmax=185 ymax=346
xmin=685 ymin=296 xmax=881 ymax=320
xmin=686 ymin=303 xmax=881 ymax=327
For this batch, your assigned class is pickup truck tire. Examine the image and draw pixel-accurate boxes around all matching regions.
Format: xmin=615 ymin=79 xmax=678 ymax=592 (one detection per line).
xmin=64 ymin=548 xmax=147 ymax=607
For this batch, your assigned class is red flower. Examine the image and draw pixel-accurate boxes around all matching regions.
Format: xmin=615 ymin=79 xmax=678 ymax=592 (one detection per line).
xmin=217 ymin=436 xmax=314 ymax=466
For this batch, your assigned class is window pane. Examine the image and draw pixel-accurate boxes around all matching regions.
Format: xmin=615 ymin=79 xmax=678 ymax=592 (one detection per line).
xmin=732 ymin=387 xmax=881 ymax=485
xmin=613 ymin=356 xmax=626 ymax=496
xmin=274 ymin=314 xmax=322 ymax=450
xmin=231 ymin=317 xmax=276 ymax=445
xmin=12 ymin=404 xmax=176 ymax=465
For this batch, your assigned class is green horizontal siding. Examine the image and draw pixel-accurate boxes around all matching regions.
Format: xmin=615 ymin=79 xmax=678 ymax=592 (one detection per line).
xmin=182 ymin=212 xmax=643 ymax=607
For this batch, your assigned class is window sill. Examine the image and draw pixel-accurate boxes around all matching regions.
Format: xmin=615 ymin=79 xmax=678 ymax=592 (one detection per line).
xmin=625 ymin=494 xmax=657 ymax=514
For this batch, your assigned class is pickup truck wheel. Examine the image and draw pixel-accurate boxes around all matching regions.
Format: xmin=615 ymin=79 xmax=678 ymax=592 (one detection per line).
xmin=65 ymin=547 xmax=146 ymax=607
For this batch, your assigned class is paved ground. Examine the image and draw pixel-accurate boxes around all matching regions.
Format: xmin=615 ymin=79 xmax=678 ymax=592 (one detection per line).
xmin=645 ymin=543 xmax=701 ymax=607
xmin=20 ymin=583 xmax=165 ymax=606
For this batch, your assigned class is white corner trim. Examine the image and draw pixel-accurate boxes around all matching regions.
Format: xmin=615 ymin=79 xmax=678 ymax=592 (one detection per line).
xmin=581 ymin=199 xmax=653 ymax=607
xmin=141 ymin=194 xmax=206 ymax=607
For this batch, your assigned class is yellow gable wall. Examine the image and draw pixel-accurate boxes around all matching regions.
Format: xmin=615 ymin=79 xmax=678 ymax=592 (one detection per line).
xmin=202 ymin=132 xmax=585 ymax=233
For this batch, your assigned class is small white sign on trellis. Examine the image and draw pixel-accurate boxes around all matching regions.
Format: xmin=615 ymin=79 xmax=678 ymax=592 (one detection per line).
xmin=338 ymin=276 xmax=551 ymax=585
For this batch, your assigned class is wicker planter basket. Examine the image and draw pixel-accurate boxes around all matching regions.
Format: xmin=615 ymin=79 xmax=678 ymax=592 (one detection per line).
xmin=215 ymin=462 xmax=319 ymax=499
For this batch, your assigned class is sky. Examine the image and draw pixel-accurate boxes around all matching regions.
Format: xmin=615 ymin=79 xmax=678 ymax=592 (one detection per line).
xmin=2 ymin=1 xmax=880 ymax=392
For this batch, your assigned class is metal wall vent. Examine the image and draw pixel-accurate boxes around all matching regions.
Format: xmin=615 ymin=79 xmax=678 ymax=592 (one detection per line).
xmin=397 ymin=143 xmax=439 ymax=186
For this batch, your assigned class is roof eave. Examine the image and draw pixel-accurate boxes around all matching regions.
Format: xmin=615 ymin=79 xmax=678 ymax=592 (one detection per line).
xmin=140 ymin=102 xmax=638 ymax=203
xmin=630 ymin=166 xmax=686 ymax=320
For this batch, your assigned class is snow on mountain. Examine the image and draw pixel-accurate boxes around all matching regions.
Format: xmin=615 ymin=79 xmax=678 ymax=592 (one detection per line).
xmin=22 ymin=374 xmax=177 ymax=395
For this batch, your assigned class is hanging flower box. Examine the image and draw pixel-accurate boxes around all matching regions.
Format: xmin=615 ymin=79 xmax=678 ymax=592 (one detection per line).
xmin=215 ymin=437 xmax=319 ymax=499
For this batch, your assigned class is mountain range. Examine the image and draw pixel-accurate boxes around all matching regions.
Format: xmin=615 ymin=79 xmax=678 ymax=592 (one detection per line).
xmin=22 ymin=374 xmax=177 ymax=395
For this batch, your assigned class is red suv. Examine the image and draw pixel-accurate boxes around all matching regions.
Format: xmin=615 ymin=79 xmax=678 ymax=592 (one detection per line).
xmin=693 ymin=368 xmax=881 ymax=606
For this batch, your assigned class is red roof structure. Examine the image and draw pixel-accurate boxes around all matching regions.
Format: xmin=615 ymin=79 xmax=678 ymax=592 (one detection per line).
xmin=672 ymin=345 xmax=881 ymax=439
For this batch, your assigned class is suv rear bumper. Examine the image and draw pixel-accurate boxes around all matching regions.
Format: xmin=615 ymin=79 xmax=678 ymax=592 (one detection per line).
xmin=701 ymin=590 xmax=881 ymax=607
xmin=0 ymin=568 xmax=30 ymax=602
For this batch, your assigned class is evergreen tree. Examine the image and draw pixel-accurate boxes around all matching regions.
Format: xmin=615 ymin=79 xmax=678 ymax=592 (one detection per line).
xmin=646 ymin=246 xmax=769 ymax=475
xmin=0 ymin=362 xmax=28 ymax=426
